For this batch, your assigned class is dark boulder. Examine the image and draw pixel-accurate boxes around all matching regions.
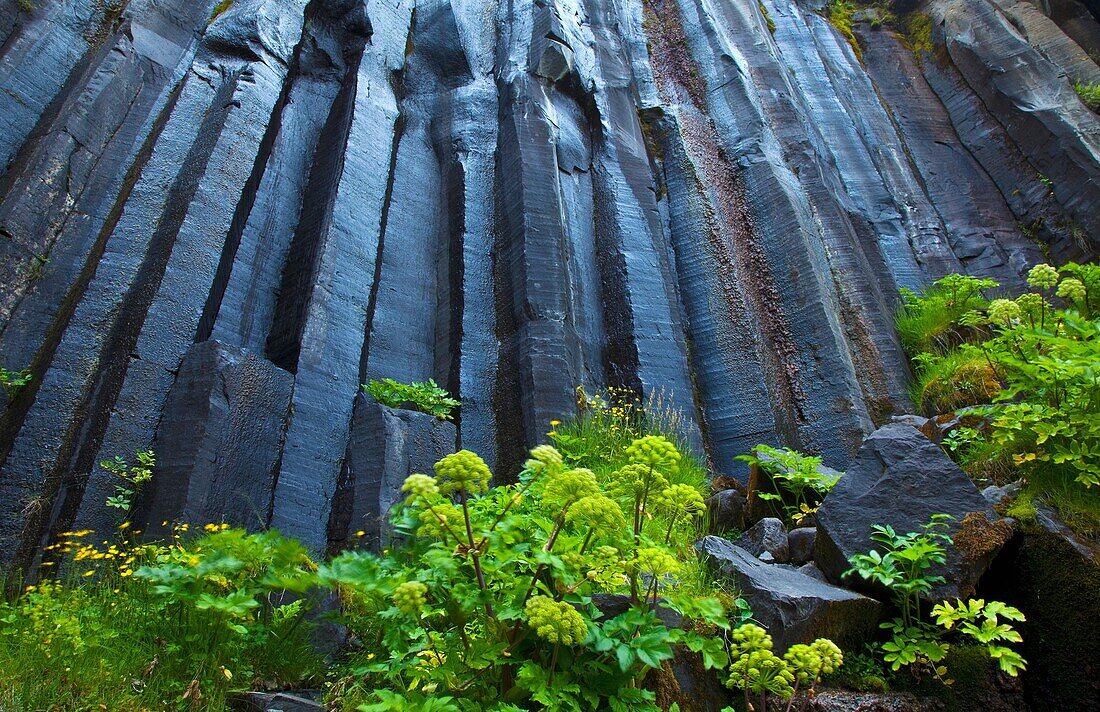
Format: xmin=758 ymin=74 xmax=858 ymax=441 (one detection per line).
xmin=697 ymin=536 xmax=881 ymax=652
xmin=735 ymin=517 xmax=790 ymax=563
xmin=983 ymin=503 xmax=1100 ymax=710
xmin=800 ymin=691 xmax=945 ymax=711
xmin=788 ymin=527 xmax=817 ymax=565
xmin=814 ymin=424 xmax=1003 ymax=601
xmin=706 ymin=489 xmax=746 ymax=534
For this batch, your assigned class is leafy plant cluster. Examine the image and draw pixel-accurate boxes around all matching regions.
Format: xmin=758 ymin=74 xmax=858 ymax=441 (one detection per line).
xmin=738 ymin=444 xmax=841 ymax=526
xmin=845 ymin=515 xmax=1025 ymax=683
xmin=0 ymin=524 xmax=322 ymax=710
xmin=364 ymin=377 xmax=461 ymax=420
xmin=324 ymin=437 xmax=731 ymax=711
xmin=896 ymin=263 xmax=1100 ymax=512
xmin=0 ymin=366 xmax=32 ymax=399
xmin=101 ymin=450 xmax=155 ymax=512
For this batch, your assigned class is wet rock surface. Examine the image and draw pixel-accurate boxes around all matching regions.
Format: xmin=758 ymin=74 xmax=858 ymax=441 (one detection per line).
xmin=698 ymin=535 xmax=882 ymax=652
xmin=735 ymin=517 xmax=790 ymax=563
xmin=0 ymin=0 xmax=1097 ymax=573
xmin=814 ymin=424 xmax=1004 ymax=601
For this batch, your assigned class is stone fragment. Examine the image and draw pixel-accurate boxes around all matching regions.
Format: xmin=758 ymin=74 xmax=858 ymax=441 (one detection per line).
xmin=535 ymin=40 xmax=574 ymax=82
xmin=735 ymin=517 xmax=790 ymax=563
xmin=706 ymin=489 xmax=746 ymax=534
xmin=814 ymin=424 xmax=1003 ymax=601
xmin=698 ymin=536 xmax=881 ymax=652
xmin=788 ymin=527 xmax=817 ymax=565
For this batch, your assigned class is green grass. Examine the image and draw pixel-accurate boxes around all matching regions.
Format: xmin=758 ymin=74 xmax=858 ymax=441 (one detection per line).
xmin=908 ymin=350 xmax=1000 ymax=414
xmin=1075 ymin=81 xmax=1100 ymax=112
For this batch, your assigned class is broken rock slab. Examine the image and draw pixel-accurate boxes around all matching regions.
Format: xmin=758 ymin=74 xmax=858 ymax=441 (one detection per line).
xmin=697 ymin=536 xmax=881 ymax=652
xmin=814 ymin=423 xmax=1003 ymax=601
xmin=328 ymin=395 xmax=456 ymax=551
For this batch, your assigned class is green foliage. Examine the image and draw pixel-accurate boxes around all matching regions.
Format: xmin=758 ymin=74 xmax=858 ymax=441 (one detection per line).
xmin=845 ymin=515 xmax=953 ymax=630
xmin=324 ymin=434 xmax=730 ymax=711
xmin=896 ymin=262 xmax=1100 ymax=539
xmin=0 ymin=366 xmax=32 ymax=399
xmin=16 ymin=0 xmax=34 ymax=12
xmin=738 ymin=444 xmax=841 ymax=526
xmin=0 ymin=525 xmax=322 ymax=710
xmin=826 ymin=0 xmax=862 ymax=61
xmin=759 ymin=1 xmax=776 ymax=34
xmin=208 ymin=0 xmax=234 ymax=23
xmin=932 ymin=599 xmax=1026 ymax=676
xmin=846 ymin=518 xmax=1026 ymax=684
xmin=100 ymin=450 xmax=155 ymax=512
xmin=894 ymin=274 xmax=997 ymax=356
xmin=364 ymin=377 xmax=461 ymax=420
xmin=900 ymin=10 xmax=933 ymax=58
xmin=1075 ymin=80 xmax=1100 ymax=111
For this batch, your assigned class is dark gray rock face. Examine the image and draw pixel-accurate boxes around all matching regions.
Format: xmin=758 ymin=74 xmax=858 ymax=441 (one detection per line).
xmin=788 ymin=527 xmax=817 ymax=566
xmin=0 ymin=0 xmax=1098 ymax=571
xmin=698 ymin=536 xmax=882 ymax=652
xmin=814 ymin=424 xmax=1003 ymax=601
xmin=328 ymin=396 xmax=456 ymax=551
xmin=132 ymin=340 xmax=293 ymax=539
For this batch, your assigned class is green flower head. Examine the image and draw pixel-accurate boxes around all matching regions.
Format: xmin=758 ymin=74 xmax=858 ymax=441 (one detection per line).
xmin=635 ymin=546 xmax=680 ymax=578
xmin=987 ymin=298 xmax=1021 ymax=325
xmin=401 ymin=474 xmax=440 ymax=500
xmin=655 ymin=484 xmax=705 ymax=517
xmin=565 ymin=494 xmax=627 ymax=531
xmin=730 ymin=623 xmax=773 ymax=655
xmin=526 ymin=596 xmax=588 ymax=646
xmin=1057 ymin=277 xmax=1087 ymax=304
xmin=610 ymin=463 xmax=669 ymax=500
xmin=625 ymin=435 xmax=681 ymax=470
xmin=1027 ymin=263 xmax=1059 ymax=290
xmin=543 ymin=468 xmax=600 ymax=510
xmin=811 ymin=638 xmax=843 ymax=675
xmin=1015 ymin=292 xmax=1047 ymax=319
xmin=728 ymin=649 xmax=794 ymax=699
xmin=434 ymin=450 xmax=492 ymax=495
xmin=393 ymin=581 xmax=428 ymax=614
xmin=524 ymin=444 xmax=564 ymax=475
xmin=417 ymin=501 xmax=463 ymax=539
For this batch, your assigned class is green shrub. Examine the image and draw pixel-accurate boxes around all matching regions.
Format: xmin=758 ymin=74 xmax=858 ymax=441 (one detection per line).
xmin=0 ymin=366 xmax=32 ymax=399
xmin=845 ymin=516 xmax=1026 ymax=682
xmin=894 ymin=274 xmax=997 ymax=356
xmin=364 ymin=377 xmax=461 ymax=420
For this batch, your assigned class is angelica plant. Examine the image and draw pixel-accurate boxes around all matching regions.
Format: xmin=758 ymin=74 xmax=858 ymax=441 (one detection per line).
xmin=323 ymin=436 xmax=729 ymax=710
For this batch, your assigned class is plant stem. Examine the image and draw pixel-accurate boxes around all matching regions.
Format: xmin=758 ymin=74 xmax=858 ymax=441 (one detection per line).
xmin=459 ymin=489 xmax=494 ymax=618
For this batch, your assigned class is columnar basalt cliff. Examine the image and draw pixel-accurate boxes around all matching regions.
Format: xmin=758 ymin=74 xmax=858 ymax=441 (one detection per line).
xmin=1 ymin=0 xmax=1098 ymax=570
